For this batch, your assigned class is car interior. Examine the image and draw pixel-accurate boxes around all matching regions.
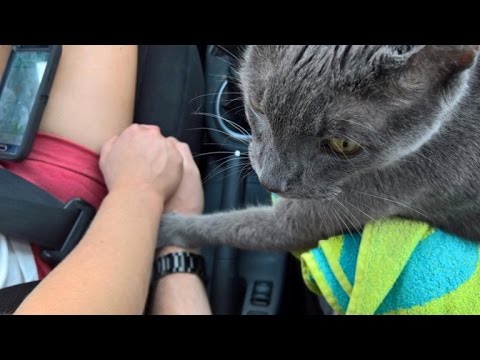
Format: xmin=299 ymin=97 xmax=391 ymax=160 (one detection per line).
xmin=3 ymin=44 xmax=478 ymax=316
xmin=0 ymin=44 xmax=327 ymax=315
xmin=146 ymin=45 xmax=327 ymax=315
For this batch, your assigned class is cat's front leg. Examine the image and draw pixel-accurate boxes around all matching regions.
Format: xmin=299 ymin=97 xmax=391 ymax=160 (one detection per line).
xmin=158 ymin=199 xmax=327 ymax=252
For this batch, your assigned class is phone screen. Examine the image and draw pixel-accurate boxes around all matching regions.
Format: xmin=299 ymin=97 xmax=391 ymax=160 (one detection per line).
xmin=0 ymin=49 xmax=49 ymax=151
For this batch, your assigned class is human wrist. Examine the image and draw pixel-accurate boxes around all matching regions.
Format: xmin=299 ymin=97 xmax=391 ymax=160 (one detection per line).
xmin=108 ymin=184 xmax=165 ymax=214
xmin=152 ymin=271 xmax=212 ymax=315
xmin=156 ymin=245 xmax=201 ymax=258
xmin=164 ymin=202 xmax=204 ymax=216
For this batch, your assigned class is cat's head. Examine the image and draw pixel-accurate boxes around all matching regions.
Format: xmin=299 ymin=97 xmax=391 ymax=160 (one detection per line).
xmin=239 ymin=45 xmax=479 ymax=199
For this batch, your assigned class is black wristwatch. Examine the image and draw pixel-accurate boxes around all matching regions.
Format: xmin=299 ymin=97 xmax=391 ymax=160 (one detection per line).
xmin=153 ymin=252 xmax=207 ymax=284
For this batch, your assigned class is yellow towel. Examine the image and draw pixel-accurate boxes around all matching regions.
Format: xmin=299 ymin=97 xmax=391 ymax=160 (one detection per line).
xmin=299 ymin=217 xmax=480 ymax=315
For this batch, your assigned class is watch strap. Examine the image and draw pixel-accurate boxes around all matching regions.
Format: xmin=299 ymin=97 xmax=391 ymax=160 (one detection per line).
xmin=153 ymin=252 xmax=207 ymax=283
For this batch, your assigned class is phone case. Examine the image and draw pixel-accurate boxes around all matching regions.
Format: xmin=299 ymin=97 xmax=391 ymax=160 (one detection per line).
xmin=0 ymin=45 xmax=62 ymax=161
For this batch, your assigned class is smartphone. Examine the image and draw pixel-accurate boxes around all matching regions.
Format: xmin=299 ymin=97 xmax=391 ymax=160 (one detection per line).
xmin=0 ymin=45 xmax=62 ymax=161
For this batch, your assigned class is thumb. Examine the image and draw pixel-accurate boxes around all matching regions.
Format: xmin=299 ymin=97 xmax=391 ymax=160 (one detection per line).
xmin=169 ymin=137 xmax=194 ymax=163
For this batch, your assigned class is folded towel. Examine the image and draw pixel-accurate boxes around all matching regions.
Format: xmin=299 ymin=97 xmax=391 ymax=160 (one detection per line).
xmin=301 ymin=218 xmax=480 ymax=314
xmin=271 ymin=194 xmax=480 ymax=314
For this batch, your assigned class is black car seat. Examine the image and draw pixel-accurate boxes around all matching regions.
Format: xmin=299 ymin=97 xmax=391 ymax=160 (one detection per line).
xmin=134 ymin=45 xmax=292 ymax=315
xmin=137 ymin=45 xmax=294 ymax=314
xmin=201 ymin=46 xmax=320 ymax=315
xmin=135 ymin=45 xmax=205 ymax=156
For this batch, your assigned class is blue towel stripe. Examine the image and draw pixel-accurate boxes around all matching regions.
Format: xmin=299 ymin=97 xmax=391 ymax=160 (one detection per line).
xmin=376 ymin=229 xmax=479 ymax=314
xmin=312 ymin=248 xmax=350 ymax=312
xmin=339 ymin=233 xmax=362 ymax=285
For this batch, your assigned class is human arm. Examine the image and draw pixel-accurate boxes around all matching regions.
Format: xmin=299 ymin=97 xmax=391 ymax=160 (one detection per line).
xmin=150 ymin=139 xmax=212 ymax=315
xmin=15 ymin=125 xmax=183 ymax=315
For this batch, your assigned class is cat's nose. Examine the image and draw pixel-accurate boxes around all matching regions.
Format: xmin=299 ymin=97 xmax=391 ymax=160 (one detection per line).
xmin=263 ymin=185 xmax=282 ymax=194
xmin=260 ymin=180 xmax=289 ymax=194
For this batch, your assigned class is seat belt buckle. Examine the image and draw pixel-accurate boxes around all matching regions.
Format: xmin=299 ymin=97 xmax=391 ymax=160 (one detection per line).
xmin=41 ymin=198 xmax=96 ymax=266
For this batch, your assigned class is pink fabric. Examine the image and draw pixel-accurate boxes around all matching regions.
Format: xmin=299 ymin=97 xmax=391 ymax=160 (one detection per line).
xmin=0 ymin=133 xmax=107 ymax=278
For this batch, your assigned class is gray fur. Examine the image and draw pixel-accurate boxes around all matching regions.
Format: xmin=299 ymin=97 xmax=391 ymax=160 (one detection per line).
xmin=159 ymin=45 xmax=480 ymax=251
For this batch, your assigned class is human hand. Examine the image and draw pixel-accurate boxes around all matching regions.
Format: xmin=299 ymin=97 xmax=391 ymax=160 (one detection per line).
xmin=160 ymin=138 xmax=204 ymax=256
xmin=99 ymin=124 xmax=183 ymax=202
xmin=164 ymin=138 xmax=204 ymax=215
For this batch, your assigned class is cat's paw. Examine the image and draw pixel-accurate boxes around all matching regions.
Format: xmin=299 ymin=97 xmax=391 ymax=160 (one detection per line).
xmin=157 ymin=212 xmax=190 ymax=248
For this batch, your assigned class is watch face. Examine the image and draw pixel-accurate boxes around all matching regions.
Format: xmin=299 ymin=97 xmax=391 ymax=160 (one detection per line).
xmin=154 ymin=252 xmax=206 ymax=283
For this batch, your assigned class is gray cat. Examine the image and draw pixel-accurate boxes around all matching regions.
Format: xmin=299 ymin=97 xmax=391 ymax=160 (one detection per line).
xmin=159 ymin=45 xmax=480 ymax=252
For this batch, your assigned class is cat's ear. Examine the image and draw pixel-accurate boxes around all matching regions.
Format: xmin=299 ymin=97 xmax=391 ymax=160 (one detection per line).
xmin=380 ymin=45 xmax=479 ymax=75
xmin=410 ymin=45 xmax=479 ymax=74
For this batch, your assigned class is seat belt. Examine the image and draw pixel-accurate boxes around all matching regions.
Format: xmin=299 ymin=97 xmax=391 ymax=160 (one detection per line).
xmin=0 ymin=169 xmax=78 ymax=249
xmin=0 ymin=169 xmax=96 ymax=313
xmin=0 ymin=169 xmax=95 ymax=262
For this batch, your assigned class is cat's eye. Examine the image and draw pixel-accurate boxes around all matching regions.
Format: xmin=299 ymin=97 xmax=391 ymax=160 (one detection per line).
xmin=250 ymin=98 xmax=265 ymax=115
xmin=326 ymin=137 xmax=361 ymax=156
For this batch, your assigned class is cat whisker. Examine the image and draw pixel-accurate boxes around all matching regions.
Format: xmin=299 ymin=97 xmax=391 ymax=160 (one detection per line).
xmin=229 ymin=66 xmax=243 ymax=82
xmin=216 ymin=45 xmax=243 ymax=63
xmin=194 ymin=151 xmax=239 ymax=158
xmin=341 ymin=198 xmax=378 ymax=224
xmin=187 ymin=127 xmax=250 ymax=145
xmin=207 ymin=155 xmax=251 ymax=177
xmin=235 ymin=163 xmax=253 ymax=190
xmin=319 ymin=211 xmax=329 ymax=241
xmin=206 ymin=161 xmax=252 ymax=185
xmin=333 ymin=207 xmax=360 ymax=248
xmin=330 ymin=207 xmax=347 ymax=239
xmin=203 ymin=158 xmax=251 ymax=184
xmin=325 ymin=212 xmax=337 ymax=240
xmin=210 ymin=153 xmax=249 ymax=166
xmin=206 ymin=73 xmax=242 ymax=82
xmin=337 ymin=208 xmax=363 ymax=247
xmin=188 ymin=91 xmax=244 ymax=105
xmin=190 ymin=115 xmax=249 ymax=136
xmin=188 ymin=92 xmax=226 ymax=103
xmin=352 ymin=190 xmax=433 ymax=221
xmin=234 ymin=107 xmax=248 ymax=116
xmin=224 ymin=105 xmax=246 ymax=116
xmin=214 ymin=54 xmax=237 ymax=68
xmin=238 ymin=164 xmax=254 ymax=184
xmin=333 ymin=198 xmax=365 ymax=231
xmin=222 ymin=97 xmax=244 ymax=107
xmin=209 ymin=155 xmax=236 ymax=166
xmin=203 ymin=156 xmax=241 ymax=183
xmin=196 ymin=112 xmax=251 ymax=138
xmin=188 ymin=92 xmax=218 ymax=103
xmin=204 ymin=154 xmax=248 ymax=175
